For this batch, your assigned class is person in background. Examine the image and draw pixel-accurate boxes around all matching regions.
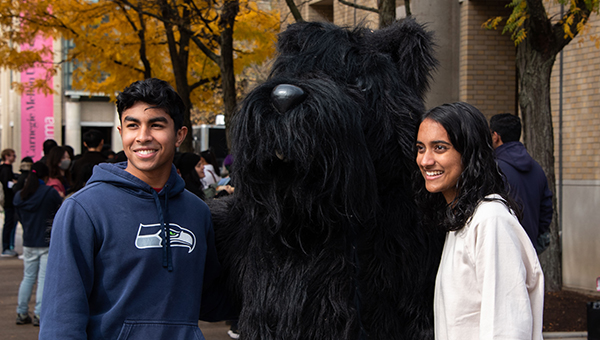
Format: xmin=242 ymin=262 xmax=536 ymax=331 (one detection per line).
xmin=40 ymin=78 xmax=233 ymax=340
xmin=113 ymin=150 xmax=127 ymax=163
xmin=46 ymin=146 xmax=72 ymax=198
xmin=174 ymin=152 xmax=206 ymax=200
xmin=1 ymin=148 xmax=18 ymax=257
xmin=39 ymin=140 xmax=58 ymax=164
xmin=63 ymin=145 xmax=75 ymax=168
xmin=415 ymin=102 xmax=544 ymax=340
xmin=217 ymin=154 xmax=233 ymax=187
xmin=13 ymin=157 xmax=34 ymax=197
xmin=490 ymin=113 xmax=553 ymax=253
xmin=200 ymin=149 xmax=221 ymax=188
xmin=13 ymin=161 xmax=62 ymax=326
xmin=71 ymin=129 xmax=107 ymax=184
xmin=103 ymin=150 xmax=116 ymax=162
xmin=66 ymin=163 xmax=94 ymax=198
xmin=214 ymin=155 xmax=234 ymax=198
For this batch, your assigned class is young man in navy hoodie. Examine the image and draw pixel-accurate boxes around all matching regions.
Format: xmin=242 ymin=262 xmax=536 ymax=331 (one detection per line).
xmin=40 ymin=78 xmax=231 ymax=339
xmin=490 ymin=113 xmax=553 ymax=254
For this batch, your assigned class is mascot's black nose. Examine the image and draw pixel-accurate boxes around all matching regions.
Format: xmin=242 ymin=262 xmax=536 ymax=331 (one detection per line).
xmin=271 ymin=84 xmax=307 ymax=114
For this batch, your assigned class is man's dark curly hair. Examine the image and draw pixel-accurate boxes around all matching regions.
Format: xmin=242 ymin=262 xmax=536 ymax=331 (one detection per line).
xmin=414 ymin=102 xmax=521 ymax=232
xmin=116 ymin=78 xmax=185 ymax=131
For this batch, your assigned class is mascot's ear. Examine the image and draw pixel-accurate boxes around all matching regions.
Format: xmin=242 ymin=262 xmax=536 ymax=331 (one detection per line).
xmin=369 ymin=17 xmax=438 ymax=101
xmin=276 ymin=21 xmax=342 ymax=54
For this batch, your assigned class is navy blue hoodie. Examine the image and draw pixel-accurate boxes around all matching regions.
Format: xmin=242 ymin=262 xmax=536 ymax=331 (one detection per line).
xmin=40 ymin=162 xmax=229 ymax=339
xmin=14 ymin=182 xmax=62 ymax=247
xmin=495 ymin=141 xmax=553 ymax=245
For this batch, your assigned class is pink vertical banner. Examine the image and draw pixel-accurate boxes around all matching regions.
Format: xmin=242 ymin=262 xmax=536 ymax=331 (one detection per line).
xmin=20 ymin=35 xmax=54 ymax=161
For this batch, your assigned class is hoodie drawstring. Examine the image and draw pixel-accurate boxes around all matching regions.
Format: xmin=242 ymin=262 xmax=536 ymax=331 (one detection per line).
xmin=152 ymin=186 xmax=173 ymax=272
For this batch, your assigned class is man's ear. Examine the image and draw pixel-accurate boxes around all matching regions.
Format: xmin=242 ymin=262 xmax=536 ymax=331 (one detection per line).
xmin=491 ymin=131 xmax=502 ymax=149
xmin=175 ymin=126 xmax=188 ymax=148
xmin=83 ymin=142 xmax=89 ymax=148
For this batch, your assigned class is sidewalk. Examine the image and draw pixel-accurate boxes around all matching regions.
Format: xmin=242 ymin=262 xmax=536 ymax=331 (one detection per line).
xmin=0 ymin=223 xmax=233 ymax=340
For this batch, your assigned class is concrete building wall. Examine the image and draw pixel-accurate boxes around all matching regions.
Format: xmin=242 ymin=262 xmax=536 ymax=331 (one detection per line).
xmin=0 ymin=69 xmax=19 ymax=158
xmin=410 ymin=0 xmax=461 ymax=109
xmin=63 ymin=93 xmax=119 ymax=155
xmin=80 ymin=101 xmax=115 ymax=124
xmin=561 ymin=180 xmax=600 ymax=290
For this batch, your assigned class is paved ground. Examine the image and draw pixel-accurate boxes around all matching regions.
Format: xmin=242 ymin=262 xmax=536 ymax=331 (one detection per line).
xmin=0 ymin=223 xmax=233 ymax=340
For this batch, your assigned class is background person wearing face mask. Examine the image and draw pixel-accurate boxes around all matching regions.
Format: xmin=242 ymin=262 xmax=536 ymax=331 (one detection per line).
xmin=45 ymin=146 xmax=72 ymax=198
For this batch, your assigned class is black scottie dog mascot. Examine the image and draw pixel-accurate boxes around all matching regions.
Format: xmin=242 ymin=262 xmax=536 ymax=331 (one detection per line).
xmin=211 ymin=18 xmax=442 ymax=340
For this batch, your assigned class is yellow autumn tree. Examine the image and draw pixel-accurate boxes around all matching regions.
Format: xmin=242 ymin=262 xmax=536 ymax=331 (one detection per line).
xmin=0 ymin=0 xmax=280 ymax=151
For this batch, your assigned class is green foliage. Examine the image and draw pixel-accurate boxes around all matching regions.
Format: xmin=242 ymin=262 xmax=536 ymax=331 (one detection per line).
xmin=482 ymin=0 xmax=528 ymax=46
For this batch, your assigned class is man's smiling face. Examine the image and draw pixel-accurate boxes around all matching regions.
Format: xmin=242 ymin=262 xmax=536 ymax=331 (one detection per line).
xmin=118 ymin=101 xmax=187 ymax=188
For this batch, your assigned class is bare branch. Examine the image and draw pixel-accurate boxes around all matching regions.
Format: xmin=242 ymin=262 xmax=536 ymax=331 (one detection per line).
xmin=337 ymin=0 xmax=378 ymax=14
xmin=190 ymin=75 xmax=221 ymax=91
xmin=284 ymin=0 xmax=304 ymax=22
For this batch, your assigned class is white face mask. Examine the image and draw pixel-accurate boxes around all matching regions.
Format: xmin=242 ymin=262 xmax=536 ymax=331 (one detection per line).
xmin=59 ymin=159 xmax=71 ymax=170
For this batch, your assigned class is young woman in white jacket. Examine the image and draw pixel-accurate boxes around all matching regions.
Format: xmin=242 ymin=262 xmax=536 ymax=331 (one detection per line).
xmin=414 ymin=102 xmax=544 ymax=340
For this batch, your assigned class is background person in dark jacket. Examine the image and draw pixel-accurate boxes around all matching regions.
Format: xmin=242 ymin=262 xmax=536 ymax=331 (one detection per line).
xmin=490 ymin=113 xmax=553 ymax=253
xmin=13 ymin=157 xmax=34 ymax=194
xmin=71 ymin=129 xmax=107 ymax=184
xmin=13 ymin=161 xmax=63 ymax=326
xmin=1 ymin=148 xmax=18 ymax=257
xmin=39 ymin=139 xmax=58 ymax=164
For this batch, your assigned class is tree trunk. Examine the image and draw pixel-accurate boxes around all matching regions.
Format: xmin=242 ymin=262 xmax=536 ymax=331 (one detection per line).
xmin=220 ymin=0 xmax=239 ymax=152
xmin=378 ymin=0 xmax=396 ymax=28
xmin=160 ymin=0 xmax=194 ymax=152
xmin=516 ymin=38 xmax=561 ymax=292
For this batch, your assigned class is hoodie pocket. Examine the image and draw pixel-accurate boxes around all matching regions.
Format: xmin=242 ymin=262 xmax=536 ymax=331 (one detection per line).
xmin=116 ymin=320 xmax=205 ymax=340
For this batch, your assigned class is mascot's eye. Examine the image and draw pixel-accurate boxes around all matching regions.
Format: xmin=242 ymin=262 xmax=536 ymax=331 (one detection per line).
xmin=354 ymin=78 xmax=368 ymax=92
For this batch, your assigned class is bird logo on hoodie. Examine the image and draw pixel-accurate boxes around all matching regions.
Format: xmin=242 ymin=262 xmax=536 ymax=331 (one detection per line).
xmin=135 ymin=223 xmax=196 ymax=253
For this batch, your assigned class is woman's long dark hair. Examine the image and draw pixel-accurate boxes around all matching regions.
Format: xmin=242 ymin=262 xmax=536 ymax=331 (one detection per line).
xmin=414 ymin=102 xmax=521 ymax=232
xmin=200 ymin=149 xmax=221 ymax=177
xmin=20 ymin=162 xmax=49 ymax=200
xmin=175 ymin=152 xmax=205 ymax=200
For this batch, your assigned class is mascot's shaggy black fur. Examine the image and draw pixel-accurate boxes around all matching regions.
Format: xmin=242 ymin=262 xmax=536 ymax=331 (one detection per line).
xmin=211 ymin=18 xmax=443 ymax=340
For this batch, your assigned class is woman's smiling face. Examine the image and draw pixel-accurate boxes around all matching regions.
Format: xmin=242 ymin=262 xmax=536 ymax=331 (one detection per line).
xmin=416 ymin=118 xmax=464 ymax=204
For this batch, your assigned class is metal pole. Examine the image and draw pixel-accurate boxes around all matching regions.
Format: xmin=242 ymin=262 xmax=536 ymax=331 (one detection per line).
xmin=559 ymin=4 xmax=564 ymax=233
